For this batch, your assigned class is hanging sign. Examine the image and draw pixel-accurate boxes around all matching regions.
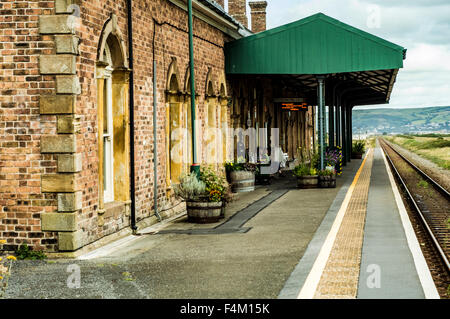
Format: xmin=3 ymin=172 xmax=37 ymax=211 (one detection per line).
xmin=281 ymin=102 xmax=309 ymax=111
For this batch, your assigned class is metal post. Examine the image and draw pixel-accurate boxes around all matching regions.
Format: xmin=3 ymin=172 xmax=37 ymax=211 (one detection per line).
xmin=317 ymin=77 xmax=325 ymax=170
xmin=342 ymin=102 xmax=347 ymax=166
xmin=329 ymin=104 xmax=334 ymax=147
xmin=188 ymin=0 xmax=199 ymax=176
xmin=336 ymin=97 xmax=341 ymax=148
xmin=347 ymin=106 xmax=352 ymax=163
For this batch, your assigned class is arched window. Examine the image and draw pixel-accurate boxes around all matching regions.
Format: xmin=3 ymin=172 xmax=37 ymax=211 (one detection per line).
xmin=165 ymin=59 xmax=183 ymax=187
xmin=205 ymin=70 xmax=217 ymax=165
xmin=218 ymin=79 xmax=228 ymax=163
xmin=183 ymin=67 xmax=194 ymax=172
xmin=96 ymin=15 xmax=130 ymax=207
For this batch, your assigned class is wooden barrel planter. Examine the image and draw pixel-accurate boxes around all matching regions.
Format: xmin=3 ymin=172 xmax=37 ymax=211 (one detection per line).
xmin=186 ymin=201 xmax=223 ymax=223
xmin=297 ymin=175 xmax=318 ymax=189
xmin=230 ymin=170 xmax=255 ymax=193
xmin=319 ymin=175 xmax=336 ymax=188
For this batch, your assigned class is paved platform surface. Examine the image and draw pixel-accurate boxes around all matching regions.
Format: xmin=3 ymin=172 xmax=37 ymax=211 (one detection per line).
xmin=4 ymin=146 xmax=436 ymax=299
xmin=281 ymin=146 xmax=437 ymax=299
xmin=5 ymin=163 xmax=359 ymax=299
xmin=357 ymin=147 xmax=427 ymax=298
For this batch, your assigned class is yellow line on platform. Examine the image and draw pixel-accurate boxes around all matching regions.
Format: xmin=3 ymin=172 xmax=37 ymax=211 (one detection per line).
xmin=297 ymin=148 xmax=373 ymax=299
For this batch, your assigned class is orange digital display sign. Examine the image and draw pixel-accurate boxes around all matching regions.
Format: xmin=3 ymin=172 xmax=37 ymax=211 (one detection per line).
xmin=281 ymin=103 xmax=309 ymax=111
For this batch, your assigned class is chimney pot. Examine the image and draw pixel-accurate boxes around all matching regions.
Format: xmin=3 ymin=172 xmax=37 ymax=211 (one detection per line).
xmin=249 ymin=1 xmax=267 ymax=33
xmin=228 ymin=0 xmax=248 ymax=28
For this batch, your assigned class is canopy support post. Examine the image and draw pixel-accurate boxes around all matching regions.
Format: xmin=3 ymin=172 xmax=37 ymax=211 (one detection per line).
xmin=317 ymin=76 xmax=326 ymax=170
xmin=336 ymin=96 xmax=341 ymax=148
xmin=347 ymin=106 xmax=352 ymax=162
xmin=342 ymin=101 xmax=347 ymax=166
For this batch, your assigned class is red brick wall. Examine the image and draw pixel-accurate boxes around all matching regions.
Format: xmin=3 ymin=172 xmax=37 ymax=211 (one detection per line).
xmin=69 ymin=0 xmax=231 ymax=247
xmin=0 ymin=0 xmax=232 ymax=252
xmin=0 ymin=0 xmax=58 ymax=251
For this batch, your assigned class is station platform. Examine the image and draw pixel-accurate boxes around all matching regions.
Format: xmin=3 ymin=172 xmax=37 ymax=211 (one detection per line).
xmin=5 ymin=146 xmax=441 ymax=299
xmin=279 ymin=145 xmax=440 ymax=299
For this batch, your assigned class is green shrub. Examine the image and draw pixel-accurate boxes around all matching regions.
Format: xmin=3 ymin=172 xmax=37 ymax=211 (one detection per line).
xmin=318 ymin=169 xmax=335 ymax=177
xmin=352 ymin=140 xmax=366 ymax=154
xmin=224 ymin=161 xmax=258 ymax=173
xmin=417 ymin=180 xmax=429 ymax=189
xmin=311 ymin=151 xmax=320 ymax=170
xmin=173 ymin=172 xmax=206 ymax=201
xmin=293 ymin=164 xmax=317 ymax=177
xmin=15 ymin=243 xmax=47 ymax=260
xmin=199 ymin=166 xmax=231 ymax=203
xmin=419 ymin=139 xmax=450 ymax=149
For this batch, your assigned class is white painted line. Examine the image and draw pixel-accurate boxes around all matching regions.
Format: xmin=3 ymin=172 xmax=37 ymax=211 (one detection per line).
xmin=77 ymin=212 xmax=186 ymax=260
xmin=381 ymin=147 xmax=440 ymax=299
xmin=77 ymin=235 xmax=140 ymax=260
xmin=297 ymin=149 xmax=372 ymax=299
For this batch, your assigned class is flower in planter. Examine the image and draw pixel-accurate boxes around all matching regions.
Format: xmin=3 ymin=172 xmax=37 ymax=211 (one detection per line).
xmin=325 ymin=149 xmax=341 ymax=167
xmin=200 ymin=166 xmax=232 ymax=205
xmin=318 ymin=169 xmax=337 ymax=188
xmin=224 ymin=161 xmax=258 ymax=173
xmin=208 ymin=189 xmax=222 ymax=202
xmin=318 ymin=169 xmax=336 ymax=177
xmin=173 ymin=172 xmax=206 ymax=202
xmin=293 ymin=163 xmax=317 ymax=177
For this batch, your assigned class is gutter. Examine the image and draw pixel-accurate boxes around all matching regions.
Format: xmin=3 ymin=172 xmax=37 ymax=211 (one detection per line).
xmin=188 ymin=0 xmax=199 ymax=175
xmin=127 ymin=0 xmax=138 ymax=233
xmin=168 ymin=0 xmax=251 ymax=39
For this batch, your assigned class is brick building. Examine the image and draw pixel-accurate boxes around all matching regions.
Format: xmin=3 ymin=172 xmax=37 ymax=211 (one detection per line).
xmin=0 ymin=0 xmax=316 ymax=253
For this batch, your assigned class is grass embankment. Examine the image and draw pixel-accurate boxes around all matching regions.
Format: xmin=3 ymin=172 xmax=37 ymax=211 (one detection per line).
xmin=384 ymin=134 xmax=450 ymax=170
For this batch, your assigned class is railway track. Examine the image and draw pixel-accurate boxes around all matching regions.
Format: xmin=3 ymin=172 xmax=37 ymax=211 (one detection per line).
xmin=380 ymin=139 xmax=450 ymax=275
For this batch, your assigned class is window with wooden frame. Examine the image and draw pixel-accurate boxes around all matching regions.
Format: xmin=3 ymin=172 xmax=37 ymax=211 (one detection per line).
xmin=96 ymin=22 xmax=130 ymax=210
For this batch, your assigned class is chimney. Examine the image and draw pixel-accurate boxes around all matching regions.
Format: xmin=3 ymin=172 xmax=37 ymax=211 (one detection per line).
xmin=249 ymin=1 xmax=267 ymax=33
xmin=228 ymin=0 xmax=248 ymax=28
xmin=215 ymin=0 xmax=224 ymax=8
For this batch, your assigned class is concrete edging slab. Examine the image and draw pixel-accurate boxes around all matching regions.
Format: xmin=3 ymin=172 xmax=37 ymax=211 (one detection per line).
xmin=380 ymin=145 xmax=440 ymax=299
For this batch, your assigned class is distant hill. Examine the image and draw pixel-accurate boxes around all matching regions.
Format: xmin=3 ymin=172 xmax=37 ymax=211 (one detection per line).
xmin=352 ymin=106 xmax=450 ymax=135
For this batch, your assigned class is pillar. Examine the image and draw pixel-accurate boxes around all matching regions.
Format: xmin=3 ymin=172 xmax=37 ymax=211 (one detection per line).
xmin=317 ymin=77 xmax=326 ymax=170
xmin=329 ymin=104 xmax=335 ymax=147
xmin=347 ymin=106 xmax=353 ymax=163
xmin=342 ymin=103 xmax=347 ymax=166
xmin=336 ymin=95 xmax=341 ymax=148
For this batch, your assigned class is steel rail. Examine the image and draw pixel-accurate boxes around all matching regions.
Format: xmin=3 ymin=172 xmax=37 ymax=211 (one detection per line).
xmin=380 ymin=139 xmax=450 ymax=273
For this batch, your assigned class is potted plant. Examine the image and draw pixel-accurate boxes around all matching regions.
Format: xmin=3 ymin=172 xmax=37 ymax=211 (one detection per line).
xmin=174 ymin=169 xmax=231 ymax=223
xmin=325 ymin=148 xmax=341 ymax=172
xmin=255 ymin=152 xmax=272 ymax=185
xmin=318 ymin=169 xmax=336 ymax=188
xmin=199 ymin=166 xmax=232 ymax=218
xmin=352 ymin=140 xmax=366 ymax=159
xmin=224 ymin=159 xmax=258 ymax=193
xmin=293 ymin=163 xmax=318 ymax=189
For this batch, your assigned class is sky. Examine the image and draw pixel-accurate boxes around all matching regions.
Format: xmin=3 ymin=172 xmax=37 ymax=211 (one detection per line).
xmin=224 ymin=0 xmax=450 ymax=109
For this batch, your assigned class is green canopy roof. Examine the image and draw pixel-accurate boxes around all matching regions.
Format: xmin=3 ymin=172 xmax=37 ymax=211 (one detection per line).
xmin=225 ymin=13 xmax=406 ymax=75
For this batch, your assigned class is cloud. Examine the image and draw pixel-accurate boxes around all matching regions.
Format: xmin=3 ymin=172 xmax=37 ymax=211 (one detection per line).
xmin=262 ymin=0 xmax=450 ymax=109
xmin=223 ymin=0 xmax=450 ymax=108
